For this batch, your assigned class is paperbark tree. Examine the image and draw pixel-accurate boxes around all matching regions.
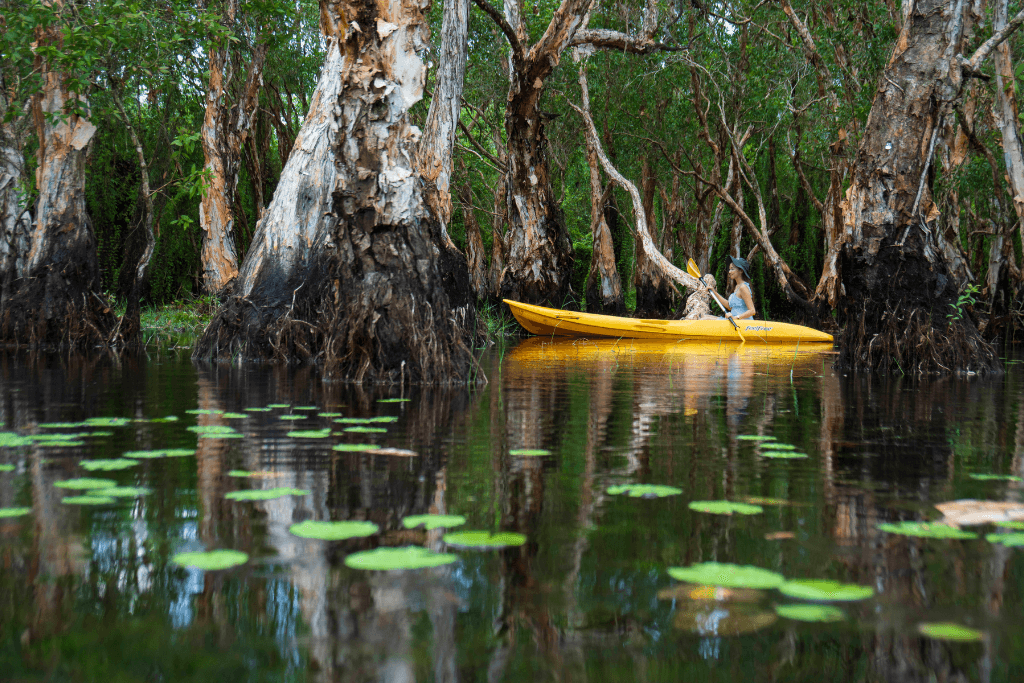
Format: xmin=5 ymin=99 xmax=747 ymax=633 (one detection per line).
xmin=0 ymin=89 xmax=31 ymax=288
xmin=0 ymin=5 xmax=114 ymax=347
xmin=199 ymin=0 xmax=267 ymax=294
xmin=836 ymin=0 xmax=1024 ymax=373
xmin=194 ymin=0 xmax=476 ymax=384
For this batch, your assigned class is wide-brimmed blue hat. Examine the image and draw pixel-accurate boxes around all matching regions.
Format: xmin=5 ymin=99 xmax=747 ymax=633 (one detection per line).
xmin=729 ymin=256 xmax=751 ymax=280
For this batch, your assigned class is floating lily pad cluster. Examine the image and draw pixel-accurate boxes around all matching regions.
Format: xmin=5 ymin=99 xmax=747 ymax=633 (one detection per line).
xmin=665 ymin=561 xmax=873 ymax=624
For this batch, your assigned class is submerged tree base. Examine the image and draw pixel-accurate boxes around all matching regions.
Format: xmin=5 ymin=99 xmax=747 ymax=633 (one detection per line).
xmin=194 ymin=223 xmax=481 ymax=385
xmin=836 ymin=236 xmax=1000 ymax=375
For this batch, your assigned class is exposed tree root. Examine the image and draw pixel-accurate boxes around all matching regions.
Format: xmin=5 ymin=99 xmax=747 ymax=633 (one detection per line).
xmin=195 ymin=223 xmax=481 ymax=385
xmin=0 ymin=261 xmax=115 ymax=349
xmin=836 ymin=236 xmax=999 ymax=375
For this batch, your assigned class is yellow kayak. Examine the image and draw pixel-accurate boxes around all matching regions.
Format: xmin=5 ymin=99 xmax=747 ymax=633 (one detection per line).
xmin=504 ymin=299 xmax=834 ymax=344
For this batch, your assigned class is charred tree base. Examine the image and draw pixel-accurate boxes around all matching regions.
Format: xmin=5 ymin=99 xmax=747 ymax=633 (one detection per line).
xmin=194 ymin=222 xmax=481 ymax=385
xmin=0 ymin=265 xmax=115 ymax=349
xmin=836 ymin=238 xmax=1000 ymax=375
xmin=633 ymin=278 xmax=678 ymax=318
xmin=584 ymin=279 xmax=624 ymax=315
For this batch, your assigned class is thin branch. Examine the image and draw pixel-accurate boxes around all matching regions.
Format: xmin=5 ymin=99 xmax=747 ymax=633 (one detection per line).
xmin=457 ymin=118 xmax=505 ymax=170
xmin=966 ymin=6 xmax=1024 ymax=71
xmin=471 ymin=0 xmax=524 ymax=58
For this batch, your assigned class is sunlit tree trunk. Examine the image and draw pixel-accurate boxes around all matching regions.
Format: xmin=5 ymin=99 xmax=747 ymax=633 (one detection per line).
xmin=0 ymin=91 xmax=30 ymax=287
xmin=835 ymin=0 xmax=1024 ymax=373
xmin=199 ymin=0 xmax=267 ymax=294
xmin=195 ymin=0 xmax=476 ymax=384
xmin=0 ymin=5 xmax=114 ymax=347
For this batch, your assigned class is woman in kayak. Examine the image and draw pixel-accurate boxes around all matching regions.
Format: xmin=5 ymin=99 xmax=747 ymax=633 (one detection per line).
xmin=709 ymin=256 xmax=757 ymax=321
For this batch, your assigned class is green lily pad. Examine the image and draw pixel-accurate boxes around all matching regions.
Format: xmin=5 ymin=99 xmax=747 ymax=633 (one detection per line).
xmin=917 ymin=622 xmax=985 ymax=642
xmin=245 ymin=407 xmax=272 ymax=412
xmin=288 ymin=520 xmax=379 ymax=540
xmin=286 ymin=429 xmax=332 ymax=438
xmin=294 ymin=406 xmax=318 ymax=411
xmin=334 ymin=417 xmax=374 ymax=424
xmin=688 ymin=500 xmax=764 ymax=515
xmin=607 ymin=484 xmax=683 ymax=498
xmin=228 ymin=470 xmax=255 ymax=477
xmin=0 ymin=507 xmax=31 ymax=518
xmin=778 ymin=579 xmax=873 ymax=602
xmin=38 ymin=422 xmax=87 ymax=429
xmin=402 ymin=514 xmax=467 ymax=530
xmin=378 ymin=398 xmax=410 ymax=403
xmin=98 ymin=486 xmax=151 ymax=497
xmin=80 ymin=458 xmax=139 ymax=471
xmin=332 ymin=443 xmax=381 ymax=452
xmin=0 ymin=464 xmax=14 ymax=472
xmin=758 ymin=450 xmax=809 ymax=459
xmin=185 ymin=409 xmax=223 ymax=415
xmin=667 ymin=562 xmax=785 ymax=589
xmin=344 ymin=426 xmax=387 ymax=433
xmin=996 ymin=521 xmax=1024 ymax=530
xmin=171 ymin=549 xmax=249 ymax=570
xmin=0 ymin=433 xmax=33 ymax=448
xmin=985 ymin=532 xmax=1024 ymax=546
xmin=737 ymin=435 xmax=777 ymax=441
xmin=345 ymin=546 xmax=458 ymax=571
xmin=54 ymin=478 xmax=118 ymax=490
xmin=62 ymin=495 xmax=116 ymax=505
xmin=774 ymin=604 xmax=846 ymax=622
xmin=267 ymin=404 xmax=291 ymax=408
xmin=278 ymin=415 xmax=305 ymax=421
xmin=877 ymin=522 xmax=977 ymax=539
xmin=221 ymin=413 xmax=248 ymax=419
xmin=187 ymin=425 xmax=238 ymax=435
xmin=509 ymin=448 xmax=551 ymax=456
xmin=969 ymin=473 xmax=1022 ymax=482
xmin=198 ymin=433 xmax=243 ymax=438
xmin=88 ymin=431 xmax=114 ymax=437
xmin=758 ymin=442 xmax=798 ymax=451
xmin=123 ymin=448 xmax=195 ymax=459
xmin=83 ymin=417 xmax=130 ymax=427
xmin=225 ymin=487 xmax=310 ymax=501
xmin=442 ymin=530 xmax=526 ymax=548
xmin=319 ymin=412 xmax=342 ymax=418
xmin=369 ymin=416 xmax=399 ymax=423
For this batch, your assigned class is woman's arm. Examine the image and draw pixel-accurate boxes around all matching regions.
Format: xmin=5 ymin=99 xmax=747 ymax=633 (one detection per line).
xmin=732 ymin=283 xmax=756 ymax=320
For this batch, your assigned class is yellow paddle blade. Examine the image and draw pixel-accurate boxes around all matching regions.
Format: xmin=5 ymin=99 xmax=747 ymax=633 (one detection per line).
xmin=686 ymin=258 xmax=702 ymax=280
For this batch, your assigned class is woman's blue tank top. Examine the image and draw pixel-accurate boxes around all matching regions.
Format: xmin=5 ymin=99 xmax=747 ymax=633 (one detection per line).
xmin=728 ymin=282 xmax=751 ymax=317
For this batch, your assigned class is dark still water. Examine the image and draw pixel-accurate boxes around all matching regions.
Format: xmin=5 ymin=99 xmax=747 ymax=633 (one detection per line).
xmin=1 ymin=339 xmax=1023 ymax=682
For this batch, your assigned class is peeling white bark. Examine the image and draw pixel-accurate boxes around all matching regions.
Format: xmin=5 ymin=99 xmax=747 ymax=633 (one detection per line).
xmin=0 ymin=94 xmax=30 ymax=281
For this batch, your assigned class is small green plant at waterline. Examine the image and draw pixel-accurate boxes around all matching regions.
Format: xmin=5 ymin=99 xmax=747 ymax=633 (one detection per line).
xmin=947 ymin=283 xmax=980 ymax=322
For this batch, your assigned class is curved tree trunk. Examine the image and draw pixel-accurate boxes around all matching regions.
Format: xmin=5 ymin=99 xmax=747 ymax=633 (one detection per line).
xmin=199 ymin=0 xmax=267 ymax=295
xmin=0 ymin=13 xmax=114 ymax=348
xmin=194 ymin=0 xmax=476 ymax=384
xmin=633 ymin=158 xmax=675 ymax=316
xmin=836 ymin=0 xmax=1001 ymax=373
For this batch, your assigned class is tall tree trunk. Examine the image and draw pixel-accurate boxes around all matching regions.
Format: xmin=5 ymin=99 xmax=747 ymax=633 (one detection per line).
xmin=108 ymin=89 xmax=156 ymax=346
xmin=194 ymin=0 xmax=476 ymax=384
xmin=634 ymin=157 xmax=675 ymax=316
xmin=0 ymin=91 xmax=31 ymax=288
xmin=459 ymin=179 xmax=489 ymax=300
xmin=583 ymin=132 xmax=622 ymax=314
xmin=199 ymin=0 xmax=267 ymax=295
xmin=0 ymin=10 xmax=114 ymax=347
xmin=489 ymin=0 xmax=589 ymax=309
xmin=836 ymin=0 xmax=1012 ymax=373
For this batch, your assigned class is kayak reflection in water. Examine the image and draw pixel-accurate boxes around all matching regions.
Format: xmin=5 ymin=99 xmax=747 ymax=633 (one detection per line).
xmin=708 ymin=256 xmax=757 ymax=322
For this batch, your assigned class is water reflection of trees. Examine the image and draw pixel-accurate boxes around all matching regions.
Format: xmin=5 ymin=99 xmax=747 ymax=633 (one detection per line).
xmin=3 ymin=347 xmax=1024 ymax=680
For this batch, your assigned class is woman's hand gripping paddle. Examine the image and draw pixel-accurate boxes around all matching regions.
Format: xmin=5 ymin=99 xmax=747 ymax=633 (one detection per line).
xmin=687 ymin=258 xmax=745 ymax=342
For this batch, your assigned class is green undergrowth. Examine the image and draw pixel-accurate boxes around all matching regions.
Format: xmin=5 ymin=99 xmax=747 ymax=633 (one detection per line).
xmin=111 ymin=294 xmax=220 ymax=347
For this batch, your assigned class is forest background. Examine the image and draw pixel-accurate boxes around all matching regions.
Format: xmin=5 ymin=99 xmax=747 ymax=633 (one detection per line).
xmin=4 ymin=0 xmax=1024 ymax=354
